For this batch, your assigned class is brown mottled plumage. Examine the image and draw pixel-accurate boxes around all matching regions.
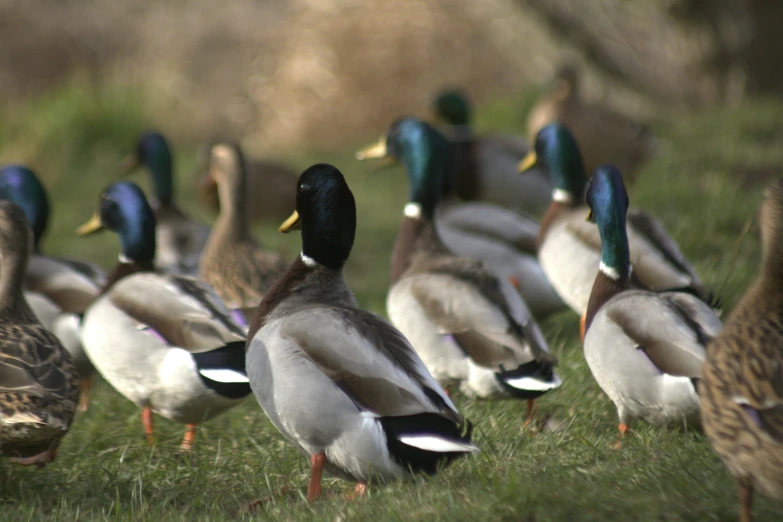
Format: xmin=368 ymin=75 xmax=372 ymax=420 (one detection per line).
xmin=198 ymin=143 xmax=288 ymax=319
xmin=526 ymin=64 xmax=655 ymax=184
xmin=0 ymin=202 xmax=78 ymax=465
xmin=701 ymin=179 xmax=783 ymax=522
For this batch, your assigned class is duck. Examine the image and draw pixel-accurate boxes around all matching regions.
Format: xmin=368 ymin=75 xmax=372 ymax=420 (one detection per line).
xmin=195 ymin=140 xmax=298 ymax=223
xmin=525 ymin=64 xmax=655 ymax=184
xmin=76 ymin=181 xmax=251 ymax=450
xmin=0 ymin=201 xmax=79 ymax=467
xmin=197 ymin=143 xmax=289 ymax=327
xmin=373 ymin=118 xmax=561 ymax=418
xmin=121 ymin=131 xmax=210 ymax=277
xmin=357 ymin=117 xmax=565 ymax=319
xmin=246 ymin=164 xmax=477 ymax=501
xmin=357 ymin=90 xmax=552 ymax=217
xmin=582 ymin=165 xmax=722 ymax=440
xmin=519 ymin=123 xmax=714 ymax=338
xmin=0 ymin=164 xmax=105 ymax=412
xmin=700 ymin=178 xmax=783 ymax=522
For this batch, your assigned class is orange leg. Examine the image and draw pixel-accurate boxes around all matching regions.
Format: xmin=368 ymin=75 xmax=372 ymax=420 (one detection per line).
xmin=142 ymin=406 xmax=155 ymax=445
xmin=307 ymin=452 xmax=327 ymax=502
xmin=77 ymin=376 xmax=92 ymax=413
xmin=739 ymin=481 xmax=753 ymax=522
xmin=342 ymin=482 xmax=368 ymax=500
xmin=180 ymin=424 xmax=198 ymax=451
xmin=509 ymin=275 xmax=522 ymax=291
xmin=9 ymin=447 xmax=57 ymax=468
xmin=523 ymin=399 xmax=536 ymax=427
xmin=579 ymin=314 xmax=587 ymax=342
xmin=612 ymin=423 xmax=630 ymax=449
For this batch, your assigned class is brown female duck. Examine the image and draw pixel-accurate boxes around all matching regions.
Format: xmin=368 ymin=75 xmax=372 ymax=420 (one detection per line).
xmin=701 ymin=178 xmax=783 ymax=522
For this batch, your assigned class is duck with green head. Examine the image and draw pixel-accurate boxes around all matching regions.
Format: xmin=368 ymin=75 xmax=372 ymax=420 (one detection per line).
xmin=582 ymin=165 xmax=721 ymax=442
xmin=364 ymin=117 xmax=561 ymax=416
xmin=0 ymin=165 xmax=105 ymax=412
xmin=357 ymin=117 xmax=564 ymax=319
xmin=0 ymin=200 xmax=79 ymax=467
xmin=76 ymin=181 xmax=251 ymax=451
xmin=431 ymin=88 xmax=552 ymax=216
xmin=246 ymin=163 xmax=476 ymax=501
xmin=121 ymin=131 xmax=210 ymax=276
xmin=519 ymin=123 xmax=713 ymax=339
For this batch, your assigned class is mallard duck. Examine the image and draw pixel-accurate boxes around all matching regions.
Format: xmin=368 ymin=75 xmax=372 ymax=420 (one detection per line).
xmin=198 ymin=143 xmax=289 ymax=327
xmin=700 ymin=178 xmax=783 ymax=522
xmin=526 ymin=64 xmax=655 ymax=184
xmin=0 ymin=201 xmax=79 ymax=466
xmin=121 ymin=131 xmax=210 ymax=277
xmin=583 ymin=166 xmax=722 ymax=440
xmin=369 ymin=118 xmax=561 ymax=417
xmin=246 ymin=164 xmax=477 ymax=501
xmin=430 ymin=89 xmax=553 ymax=215
xmin=357 ymin=91 xmax=551 ymax=217
xmin=195 ymin=140 xmax=298 ymax=223
xmin=520 ymin=124 xmax=713 ymax=338
xmin=357 ymin=117 xmax=565 ymax=319
xmin=0 ymin=165 xmax=105 ymax=412
xmin=76 ymin=181 xmax=250 ymax=450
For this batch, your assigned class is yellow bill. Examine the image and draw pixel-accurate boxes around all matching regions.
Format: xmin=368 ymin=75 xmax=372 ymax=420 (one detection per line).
xmin=586 ymin=209 xmax=594 ymax=222
xmin=76 ymin=213 xmax=104 ymax=236
xmin=279 ymin=210 xmax=301 ymax=233
xmin=517 ymin=151 xmax=537 ymax=173
xmin=355 ymin=135 xmax=389 ymax=161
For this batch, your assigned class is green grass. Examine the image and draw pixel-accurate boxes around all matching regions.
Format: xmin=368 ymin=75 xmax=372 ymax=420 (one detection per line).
xmin=1 ymin=83 xmax=783 ymax=521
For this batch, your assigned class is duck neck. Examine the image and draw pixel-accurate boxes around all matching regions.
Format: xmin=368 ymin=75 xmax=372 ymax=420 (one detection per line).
xmin=0 ymin=251 xmax=30 ymax=317
xmin=451 ymin=138 xmax=480 ymax=202
xmin=537 ymin=189 xmax=578 ymax=249
xmin=213 ymin=174 xmax=250 ymax=241
xmin=390 ymin=203 xmax=440 ymax=284
xmin=247 ymin=256 xmax=314 ymax=343
xmin=148 ymin=157 xmax=174 ymax=206
xmin=584 ymin=215 xmax=632 ymax=334
xmin=102 ymin=256 xmax=156 ymax=294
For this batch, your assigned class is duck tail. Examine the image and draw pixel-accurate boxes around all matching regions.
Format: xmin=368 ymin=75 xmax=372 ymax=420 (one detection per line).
xmin=380 ymin=414 xmax=478 ymax=475
xmin=495 ymin=359 xmax=562 ymax=399
xmin=193 ymin=341 xmax=252 ymax=399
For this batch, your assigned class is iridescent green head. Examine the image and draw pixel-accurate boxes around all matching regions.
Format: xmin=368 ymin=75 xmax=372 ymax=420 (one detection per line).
xmin=519 ymin=124 xmax=586 ymax=202
xmin=122 ymin=131 xmax=174 ymax=205
xmin=77 ymin=181 xmax=157 ymax=264
xmin=586 ymin=165 xmax=630 ymax=278
xmin=432 ymin=89 xmax=472 ymax=127
xmin=0 ymin=165 xmax=50 ymax=251
xmin=385 ymin=117 xmax=454 ymax=218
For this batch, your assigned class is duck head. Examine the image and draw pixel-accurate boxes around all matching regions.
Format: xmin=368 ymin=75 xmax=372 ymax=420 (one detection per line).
xmin=356 ymin=117 xmax=452 ymax=219
xmin=586 ymin=165 xmax=631 ymax=281
xmin=0 ymin=165 xmax=50 ymax=252
xmin=519 ymin=124 xmax=586 ymax=204
xmin=279 ymin=164 xmax=356 ymax=270
xmin=432 ymin=89 xmax=472 ymax=127
xmin=76 ymin=181 xmax=157 ymax=265
xmin=121 ymin=131 xmax=174 ymax=206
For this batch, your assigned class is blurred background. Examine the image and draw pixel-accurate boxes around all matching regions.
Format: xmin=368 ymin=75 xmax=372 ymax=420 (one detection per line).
xmin=3 ymin=0 xmax=783 ymax=152
xmin=2 ymin=0 xmax=783 ymax=312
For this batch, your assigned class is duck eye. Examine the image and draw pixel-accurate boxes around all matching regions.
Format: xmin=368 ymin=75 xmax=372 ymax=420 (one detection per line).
xmin=299 ymin=183 xmax=311 ymax=193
